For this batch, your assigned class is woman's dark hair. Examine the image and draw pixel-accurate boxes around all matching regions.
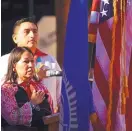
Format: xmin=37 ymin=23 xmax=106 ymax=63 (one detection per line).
xmin=5 ymin=47 xmax=34 ymax=83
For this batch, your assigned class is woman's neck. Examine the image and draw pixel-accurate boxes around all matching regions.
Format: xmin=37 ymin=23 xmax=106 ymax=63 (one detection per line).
xmin=16 ymin=78 xmax=30 ymax=84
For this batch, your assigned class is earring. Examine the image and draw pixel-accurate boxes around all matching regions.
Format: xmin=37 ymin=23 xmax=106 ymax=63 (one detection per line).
xmin=13 ymin=68 xmax=16 ymax=72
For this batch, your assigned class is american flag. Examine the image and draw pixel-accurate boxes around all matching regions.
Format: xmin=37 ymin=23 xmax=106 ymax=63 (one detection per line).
xmin=89 ymin=0 xmax=132 ymax=131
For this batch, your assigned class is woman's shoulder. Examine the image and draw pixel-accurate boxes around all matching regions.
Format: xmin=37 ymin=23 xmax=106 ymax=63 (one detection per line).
xmin=1 ymin=82 xmax=18 ymax=94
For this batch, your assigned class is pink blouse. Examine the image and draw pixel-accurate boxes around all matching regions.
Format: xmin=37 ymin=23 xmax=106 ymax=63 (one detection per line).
xmin=1 ymin=80 xmax=53 ymax=126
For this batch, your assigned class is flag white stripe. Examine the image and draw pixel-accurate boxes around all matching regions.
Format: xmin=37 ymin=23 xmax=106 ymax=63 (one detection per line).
xmin=92 ymin=81 xmax=107 ymax=126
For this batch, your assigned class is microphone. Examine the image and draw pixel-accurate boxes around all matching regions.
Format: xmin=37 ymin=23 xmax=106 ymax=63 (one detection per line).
xmin=46 ymin=70 xmax=62 ymax=77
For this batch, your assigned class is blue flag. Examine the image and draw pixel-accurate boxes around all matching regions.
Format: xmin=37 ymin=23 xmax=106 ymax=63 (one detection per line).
xmin=60 ymin=0 xmax=95 ymax=131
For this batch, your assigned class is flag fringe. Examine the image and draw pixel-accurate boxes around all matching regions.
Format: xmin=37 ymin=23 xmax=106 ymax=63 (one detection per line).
xmin=107 ymin=0 xmax=128 ymax=130
xmin=106 ymin=0 xmax=117 ymax=130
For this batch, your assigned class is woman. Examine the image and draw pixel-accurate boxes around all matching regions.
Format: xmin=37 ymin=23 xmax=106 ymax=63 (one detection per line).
xmin=1 ymin=47 xmax=53 ymax=131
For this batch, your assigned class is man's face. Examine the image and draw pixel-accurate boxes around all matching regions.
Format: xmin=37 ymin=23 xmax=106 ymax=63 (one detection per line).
xmin=13 ymin=22 xmax=39 ymax=52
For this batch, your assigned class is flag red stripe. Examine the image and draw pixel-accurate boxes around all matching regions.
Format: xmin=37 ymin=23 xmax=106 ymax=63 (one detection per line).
xmin=111 ymin=66 xmax=120 ymax=130
xmin=113 ymin=18 xmax=122 ymax=77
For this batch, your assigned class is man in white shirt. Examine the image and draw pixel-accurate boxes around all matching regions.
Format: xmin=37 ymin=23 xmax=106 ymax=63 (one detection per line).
xmin=0 ymin=17 xmax=62 ymax=113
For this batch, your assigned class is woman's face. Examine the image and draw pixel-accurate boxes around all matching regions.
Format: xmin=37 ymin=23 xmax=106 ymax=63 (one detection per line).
xmin=14 ymin=51 xmax=35 ymax=82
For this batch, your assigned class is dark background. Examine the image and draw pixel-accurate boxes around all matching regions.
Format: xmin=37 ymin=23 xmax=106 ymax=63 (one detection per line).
xmin=1 ymin=0 xmax=94 ymax=68
xmin=1 ymin=0 xmax=55 ymax=55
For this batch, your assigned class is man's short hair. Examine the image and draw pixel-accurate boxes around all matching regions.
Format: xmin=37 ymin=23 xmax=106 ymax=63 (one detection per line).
xmin=13 ymin=17 xmax=38 ymax=34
